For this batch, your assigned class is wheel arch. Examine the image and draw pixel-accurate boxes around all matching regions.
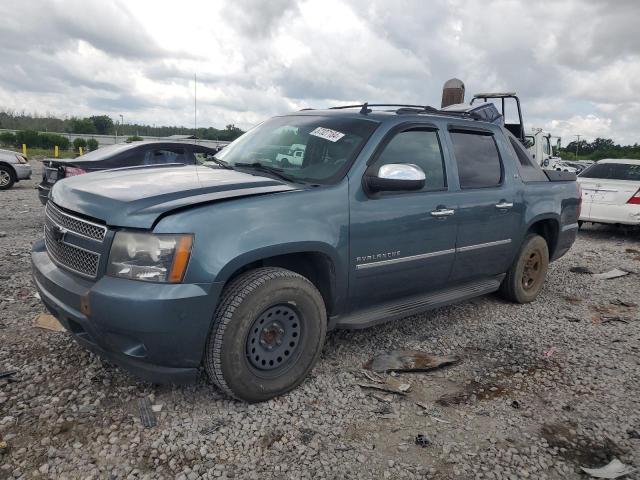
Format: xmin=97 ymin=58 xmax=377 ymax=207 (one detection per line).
xmin=525 ymin=215 xmax=560 ymax=258
xmin=214 ymin=243 xmax=342 ymax=316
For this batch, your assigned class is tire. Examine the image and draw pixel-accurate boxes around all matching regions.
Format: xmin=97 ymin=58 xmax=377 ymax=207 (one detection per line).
xmin=0 ymin=165 xmax=15 ymax=190
xmin=500 ymin=234 xmax=549 ymax=304
xmin=204 ymin=267 xmax=327 ymax=402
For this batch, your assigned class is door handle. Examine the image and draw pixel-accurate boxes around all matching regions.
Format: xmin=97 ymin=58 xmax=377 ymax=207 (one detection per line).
xmin=430 ymin=208 xmax=455 ymax=217
xmin=495 ymin=201 xmax=514 ymax=209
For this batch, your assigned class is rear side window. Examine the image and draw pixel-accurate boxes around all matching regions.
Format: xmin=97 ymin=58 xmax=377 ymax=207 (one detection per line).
xmin=372 ymin=129 xmax=446 ymax=191
xmin=144 ymin=149 xmax=186 ymax=165
xmin=509 ymin=136 xmax=548 ymax=182
xmin=580 ymin=162 xmax=640 ymax=181
xmin=450 ymin=131 xmax=502 ymax=188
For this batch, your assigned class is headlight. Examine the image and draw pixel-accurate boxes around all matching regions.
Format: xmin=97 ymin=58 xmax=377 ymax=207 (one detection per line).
xmin=107 ymin=231 xmax=193 ymax=283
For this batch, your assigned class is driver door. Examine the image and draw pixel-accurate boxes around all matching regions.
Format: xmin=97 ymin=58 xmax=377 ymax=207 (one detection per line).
xmin=348 ymin=126 xmax=458 ymax=310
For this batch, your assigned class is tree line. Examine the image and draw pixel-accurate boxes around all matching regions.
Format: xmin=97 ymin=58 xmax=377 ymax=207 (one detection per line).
xmin=0 ymin=110 xmax=245 ymax=142
xmin=559 ymin=137 xmax=640 ymax=160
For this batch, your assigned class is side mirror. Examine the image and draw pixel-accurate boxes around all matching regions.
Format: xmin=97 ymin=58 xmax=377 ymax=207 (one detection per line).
xmin=365 ymin=163 xmax=426 ymax=192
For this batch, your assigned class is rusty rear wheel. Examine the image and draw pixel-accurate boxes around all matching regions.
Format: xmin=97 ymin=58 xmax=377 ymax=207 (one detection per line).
xmin=500 ymin=234 xmax=549 ymax=303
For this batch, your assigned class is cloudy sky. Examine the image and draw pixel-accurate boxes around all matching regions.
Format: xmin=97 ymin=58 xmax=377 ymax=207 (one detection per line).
xmin=0 ymin=0 xmax=638 ymax=144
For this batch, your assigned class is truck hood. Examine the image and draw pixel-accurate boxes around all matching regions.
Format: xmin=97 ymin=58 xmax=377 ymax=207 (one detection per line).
xmin=50 ymin=164 xmax=298 ymax=228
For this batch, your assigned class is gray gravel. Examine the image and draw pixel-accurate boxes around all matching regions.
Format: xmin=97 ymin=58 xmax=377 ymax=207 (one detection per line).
xmin=1 ymin=160 xmax=639 ymax=479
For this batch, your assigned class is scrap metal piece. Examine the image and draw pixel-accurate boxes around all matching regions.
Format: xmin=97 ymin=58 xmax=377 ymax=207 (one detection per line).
xmin=365 ymin=350 xmax=460 ymax=373
xmin=415 ymin=434 xmax=431 ymax=448
xmin=592 ymin=269 xmax=630 ymax=280
xmin=570 ymin=266 xmax=594 ymax=274
xmin=138 ymin=397 xmax=157 ymax=428
xmin=33 ymin=313 xmax=65 ymax=332
xmin=581 ymin=458 xmax=635 ymax=478
xmin=357 ymin=378 xmax=411 ymax=395
xmin=0 ymin=371 xmax=17 ymax=380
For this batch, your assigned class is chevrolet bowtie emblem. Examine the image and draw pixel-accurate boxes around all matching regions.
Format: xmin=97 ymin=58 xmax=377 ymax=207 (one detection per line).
xmin=51 ymin=225 xmax=68 ymax=242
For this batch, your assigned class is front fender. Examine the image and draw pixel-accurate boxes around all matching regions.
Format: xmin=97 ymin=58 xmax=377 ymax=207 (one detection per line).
xmin=153 ymin=182 xmax=349 ymax=301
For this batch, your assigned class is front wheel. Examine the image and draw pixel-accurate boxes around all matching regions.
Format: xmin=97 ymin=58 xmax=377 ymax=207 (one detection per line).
xmin=0 ymin=165 xmax=15 ymax=190
xmin=500 ymin=234 xmax=549 ymax=303
xmin=204 ymin=267 xmax=327 ymax=402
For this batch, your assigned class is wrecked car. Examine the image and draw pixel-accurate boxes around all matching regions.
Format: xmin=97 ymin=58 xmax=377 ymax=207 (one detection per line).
xmin=37 ymin=141 xmax=221 ymax=204
xmin=32 ymin=101 xmax=580 ymax=402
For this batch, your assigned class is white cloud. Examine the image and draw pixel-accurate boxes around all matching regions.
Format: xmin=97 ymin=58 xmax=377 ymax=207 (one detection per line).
xmin=0 ymin=0 xmax=638 ymax=144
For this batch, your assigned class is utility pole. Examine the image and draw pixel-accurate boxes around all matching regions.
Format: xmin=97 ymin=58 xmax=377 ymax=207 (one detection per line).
xmin=574 ymin=134 xmax=581 ymax=160
xmin=194 ymin=73 xmax=197 ymax=143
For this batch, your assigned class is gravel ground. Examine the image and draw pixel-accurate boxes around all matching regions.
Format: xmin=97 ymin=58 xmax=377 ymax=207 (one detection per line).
xmin=1 ymin=160 xmax=639 ymax=480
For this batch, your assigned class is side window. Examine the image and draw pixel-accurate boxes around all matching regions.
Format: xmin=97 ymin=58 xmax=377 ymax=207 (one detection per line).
xmin=144 ymin=149 xmax=186 ymax=165
xmin=543 ymin=137 xmax=551 ymax=156
xmin=509 ymin=136 xmax=548 ymax=182
xmin=450 ymin=131 xmax=502 ymax=189
xmin=372 ymin=129 xmax=446 ymax=191
xmin=510 ymin=136 xmax=535 ymax=167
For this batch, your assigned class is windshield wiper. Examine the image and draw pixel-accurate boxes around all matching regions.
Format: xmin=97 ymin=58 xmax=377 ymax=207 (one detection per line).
xmin=208 ymin=157 xmax=233 ymax=169
xmin=234 ymin=162 xmax=296 ymax=182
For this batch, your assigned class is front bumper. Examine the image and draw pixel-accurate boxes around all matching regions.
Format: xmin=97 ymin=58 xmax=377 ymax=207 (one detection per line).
xmin=13 ymin=163 xmax=32 ymax=181
xmin=31 ymin=239 xmax=223 ymax=384
xmin=37 ymin=183 xmax=51 ymax=205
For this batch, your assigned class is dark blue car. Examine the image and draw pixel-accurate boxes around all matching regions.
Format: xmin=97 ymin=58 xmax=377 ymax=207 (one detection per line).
xmin=32 ymin=105 xmax=580 ymax=402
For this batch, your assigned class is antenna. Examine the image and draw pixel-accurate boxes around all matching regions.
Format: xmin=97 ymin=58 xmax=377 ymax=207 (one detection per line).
xmin=194 ymin=73 xmax=197 ymax=143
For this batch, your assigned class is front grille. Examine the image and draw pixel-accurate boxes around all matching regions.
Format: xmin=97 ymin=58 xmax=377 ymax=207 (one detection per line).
xmin=45 ymin=202 xmax=106 ymax=242
xmin=44 ymin=223 xmax=100 ymax=278
xmin=44 ymin=203 xmax=104 ymax=278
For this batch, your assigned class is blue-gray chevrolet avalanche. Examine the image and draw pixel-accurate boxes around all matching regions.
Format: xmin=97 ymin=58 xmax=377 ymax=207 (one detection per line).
xmin=32 ymin=105 xmax=580 ymax=402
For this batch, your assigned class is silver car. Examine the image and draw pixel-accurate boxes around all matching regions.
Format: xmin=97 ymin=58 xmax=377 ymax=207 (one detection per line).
xmin=0 ymin=148 xmax=32 ymax=190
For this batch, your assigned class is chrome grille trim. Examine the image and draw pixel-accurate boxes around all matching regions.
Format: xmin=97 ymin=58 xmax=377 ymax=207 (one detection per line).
xmin=45 ymin=202 xmax=107 ymax=242
xmin=44 ymin=222 xmax=101 ymax=279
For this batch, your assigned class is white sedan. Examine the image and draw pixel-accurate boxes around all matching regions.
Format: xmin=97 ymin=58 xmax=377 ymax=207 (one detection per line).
xmin=578 ymin=159 xmax=640 ymax=226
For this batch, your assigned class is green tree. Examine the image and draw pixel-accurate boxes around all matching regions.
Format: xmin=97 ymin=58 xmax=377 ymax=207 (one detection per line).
xmin=86 ymin=138 xmax=99 ymax=151
xmin=90 ymin=115 xmax=114 ymax=135
xmin=0 ymin=131 xmax=16 ymax=146
xmin=39 ymin=133 xmax=70 ymax=150
xmin=68 ymin=117 xmax=97 ymax=134
xmin=15 ymin=130 xmax=40 ymax=147
xmin=73 ymin=137 xmax=87 ymax=151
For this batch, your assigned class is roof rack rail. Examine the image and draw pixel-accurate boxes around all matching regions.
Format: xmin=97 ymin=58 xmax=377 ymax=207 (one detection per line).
xmin=329 ymin=103 xmax=428 ymax=114
xmin=325 ymin=102 xmax=500 ymax=123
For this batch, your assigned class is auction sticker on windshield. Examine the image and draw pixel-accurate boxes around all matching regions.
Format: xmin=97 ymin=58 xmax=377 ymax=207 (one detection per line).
xmin=310 ymin=127 xmax=345 ymax=143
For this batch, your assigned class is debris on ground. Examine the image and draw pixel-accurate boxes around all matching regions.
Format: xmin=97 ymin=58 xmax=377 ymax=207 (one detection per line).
xmin=625 ymin=248 xmax=640 ymax=254
xmin=137 ymin=396 xmax=157 ymax=428
xmin=364 ymin=350 xmax=460 ymax=373
xmin=361 ymin=370 xmax=385 ymax=383
xmin=627 ymin=429 xmax=640 ymax=440
xmin=570 ymin=266 xmax=594 ymax=274
xmin=0 ymin=370 xmax=17 ymax=380
xmin=563 ymin=295 xmax=583 ymax=304
xmin=565 ymin=315 xmax=582 ymax=322
xmin=0 ymin=440 xmax=8 ymax=455
xmin=592 ymin=269 xmax=630 ymax=280
xmin=601 ymin=316 xmax=631 ymax=325
xmin=151 ymin=403 xmax=163 ymax=413
xmin=543 ymin=347 xmax=557 ymax=358
xmin=357 ymin=377 xmax=411 ymax=395
xmin=580 ymin=458 xmax=635 ymax=478
xmin=415 ymin=434 xmax=431 ymax=448
xmin=611 ymin=299 xmax=638 ymax=308
xmin=33 ymin=313 xmax=65 ymax=332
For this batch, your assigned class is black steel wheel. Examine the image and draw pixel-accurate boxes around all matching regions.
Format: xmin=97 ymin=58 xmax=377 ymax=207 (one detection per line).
xmin=204 ymin=267 xmax=326 ymax=402
xmin=500 ymin=234 xmax=549 ymax=304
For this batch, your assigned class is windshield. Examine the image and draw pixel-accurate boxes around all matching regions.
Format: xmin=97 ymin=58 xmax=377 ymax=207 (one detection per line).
xmin=579 ymin=162 xmax=640 ymax=181
xmin=215 ymin=115 xmax=379 ymax=183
